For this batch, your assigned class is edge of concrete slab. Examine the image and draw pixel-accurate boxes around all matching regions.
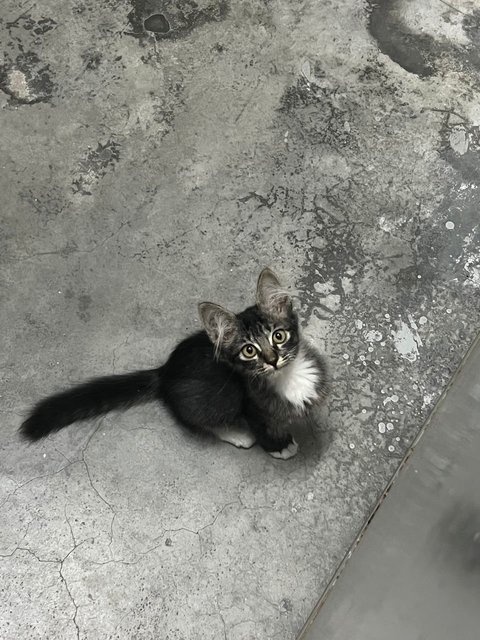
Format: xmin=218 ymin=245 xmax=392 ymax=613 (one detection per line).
xmin=296 ymin=329 xmax=480 ymax=640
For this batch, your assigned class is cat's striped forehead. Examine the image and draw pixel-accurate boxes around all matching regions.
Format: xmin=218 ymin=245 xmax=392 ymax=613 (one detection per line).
xmin=245 ymin=320 xmax=276 ymax=342
xmin=236 ymin=305 xmax=297 ymax=341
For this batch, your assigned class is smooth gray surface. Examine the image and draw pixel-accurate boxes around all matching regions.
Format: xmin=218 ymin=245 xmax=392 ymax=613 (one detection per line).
xmin=299 ymin=335 xmax=480 ymax=640
xmin=1 ymin=0 xmax=480 ymax=638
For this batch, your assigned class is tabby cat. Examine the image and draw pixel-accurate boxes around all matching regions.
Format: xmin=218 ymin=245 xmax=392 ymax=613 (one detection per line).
xmin=21 ymin=268 xmax=328 ymax=460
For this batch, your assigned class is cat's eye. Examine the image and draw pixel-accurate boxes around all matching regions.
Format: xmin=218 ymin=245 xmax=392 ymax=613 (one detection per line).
xmin=272 ymin=329 xmax=287 ymax=345
xmin=241 ymin=344 xmax=257 ymax=359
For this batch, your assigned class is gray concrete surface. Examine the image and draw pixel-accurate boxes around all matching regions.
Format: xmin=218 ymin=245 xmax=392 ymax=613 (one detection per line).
xmin=299 ymin=333 xmax=480 ymax=640
xmin=1 ymin=0 xmax=479 ymax=638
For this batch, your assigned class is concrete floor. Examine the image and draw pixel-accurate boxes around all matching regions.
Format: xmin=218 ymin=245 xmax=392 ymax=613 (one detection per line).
xmin=1 ymin=0 xmax=479 ymax=638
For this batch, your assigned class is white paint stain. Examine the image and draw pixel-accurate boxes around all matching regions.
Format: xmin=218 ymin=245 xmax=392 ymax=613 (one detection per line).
xmin=341 ymin=276 xmax=354 ymax=295
xmin=301 ymin=59 xmax=313 ymax=83
xmin=464 ymin=254 xmax=480 ymax=287
xmin=423 ymin=393 xmax=434 ymax=408
xmin=365 ymin=329 xmax=383 ymax=342
xmin=7 ymin=69 xmax=31 ymax=101
xmin=384 ymin=393 xmax=399 ymax=405
xmin=392 ymin=317 xmax=422 ymax=362
xmin=314 ymin=281 xmax=341 ymax=311
xmin=407 ymin=314 xmax=422 ymax=344
xmin=378 ymin=215 xmax=405 ymax=233
xmin=449 ymin=127 xmax=469 ymax=155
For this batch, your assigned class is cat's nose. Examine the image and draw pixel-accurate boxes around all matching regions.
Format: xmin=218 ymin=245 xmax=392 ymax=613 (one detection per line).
xmin=264 ymin=353 xmax=278 ymax=368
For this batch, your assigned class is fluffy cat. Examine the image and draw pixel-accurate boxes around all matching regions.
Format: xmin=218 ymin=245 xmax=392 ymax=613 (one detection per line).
xmin=21 ymin=268 xmax=328 ymax=459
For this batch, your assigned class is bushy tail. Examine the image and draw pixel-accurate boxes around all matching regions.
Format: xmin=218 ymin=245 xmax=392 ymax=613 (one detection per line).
xmin=21 ymin=369 xmax=160 ymax=441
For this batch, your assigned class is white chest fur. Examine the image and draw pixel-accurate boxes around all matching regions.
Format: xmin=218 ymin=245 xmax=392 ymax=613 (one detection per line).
xmin=271 ymin=348 xmax=319 ymax=411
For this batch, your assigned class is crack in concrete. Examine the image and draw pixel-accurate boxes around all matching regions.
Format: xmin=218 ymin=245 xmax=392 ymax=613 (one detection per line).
xmin=111 ymin=333 xmax=132 ymax=373
xmin=64 ymin=505 xmax=77 ymax=548
xmin=80 ymin=421 xmax=117 ymax=559
xmin=59 ymin=543 xmax=83 ymax=640
xmin=0 ymin=462 xmax=73 ymax=510
xmin=219 ymin=612 xmax=228 ymax=640
xmin=165 ymin=500 xmax=240 ymax=538
xmin=0 ymin=540 xmax=85 ymax=640
xmin=0 ymin=546 xmax=58 ymax=563
xmin=87 ymin=500 xmax=240 ymax=570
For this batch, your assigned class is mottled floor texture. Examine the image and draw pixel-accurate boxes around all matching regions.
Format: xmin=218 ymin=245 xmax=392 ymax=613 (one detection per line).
xmin=1 ymin=1 xmax=479 ymax=639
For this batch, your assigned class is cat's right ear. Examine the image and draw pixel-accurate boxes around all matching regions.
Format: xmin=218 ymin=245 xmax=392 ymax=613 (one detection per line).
xmin=198 ymin=302 xmax=238 ymax=355
xmin=256 ymin=267 xmax=292 ymax=318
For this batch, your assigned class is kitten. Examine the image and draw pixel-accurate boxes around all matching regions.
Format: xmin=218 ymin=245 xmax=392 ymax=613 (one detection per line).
xmin=21 ymin=268 xmax=328 ymax=459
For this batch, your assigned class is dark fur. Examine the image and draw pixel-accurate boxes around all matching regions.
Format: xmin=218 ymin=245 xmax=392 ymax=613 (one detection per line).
xmin=21 ymin=269 xmax=328 ymax=456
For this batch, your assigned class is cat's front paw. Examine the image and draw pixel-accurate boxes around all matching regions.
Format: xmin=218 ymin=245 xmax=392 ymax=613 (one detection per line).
xmin=269 ymin=439 xmax=298 ymax=460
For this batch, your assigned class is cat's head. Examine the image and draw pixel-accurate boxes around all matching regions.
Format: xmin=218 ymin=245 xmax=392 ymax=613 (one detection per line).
xmin=198 ymin=268 xmax=299 ymax=378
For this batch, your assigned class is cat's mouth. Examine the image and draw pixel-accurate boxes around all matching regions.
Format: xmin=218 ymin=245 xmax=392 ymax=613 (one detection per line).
xmin=263 ymin=359 xmax=291 ymax=375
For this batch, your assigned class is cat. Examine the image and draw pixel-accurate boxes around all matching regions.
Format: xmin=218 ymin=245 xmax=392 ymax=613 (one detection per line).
xmin=20 ymin=268 xmax=329 ymax=459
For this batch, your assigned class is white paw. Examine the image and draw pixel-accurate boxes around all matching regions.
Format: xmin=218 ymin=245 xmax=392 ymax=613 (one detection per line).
xmin=269 ymin=439 xmax=298 ymax=460
xmin=220 ymin=431 xmax=256 ymax=449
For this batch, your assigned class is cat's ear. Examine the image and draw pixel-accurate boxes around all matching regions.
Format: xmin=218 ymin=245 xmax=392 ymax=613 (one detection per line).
xmin=256 ymin=268 xmax=292 ymax=318
xmin=198 ymin=302 xmax=238 ymax=355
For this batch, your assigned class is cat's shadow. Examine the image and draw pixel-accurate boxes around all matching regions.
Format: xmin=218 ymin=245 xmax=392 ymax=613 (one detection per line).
xmin=292 ymin=405 xmax=333 ymax=463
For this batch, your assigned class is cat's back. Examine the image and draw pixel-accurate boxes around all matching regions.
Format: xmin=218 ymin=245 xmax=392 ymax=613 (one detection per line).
xmin=163 ymin=330 xmax=232 ymax=379
xmin=161 ymin=331 xmax=244 ymax=423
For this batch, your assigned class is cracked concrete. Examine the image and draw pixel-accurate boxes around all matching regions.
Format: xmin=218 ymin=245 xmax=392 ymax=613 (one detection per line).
xmin=1 ymin=0 xmax=480 ymax=638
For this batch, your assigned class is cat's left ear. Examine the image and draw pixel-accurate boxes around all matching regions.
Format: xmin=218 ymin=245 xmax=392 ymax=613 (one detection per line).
xmin=198 ymin=302 xmax=238 ymax=354
xmin=256 ymin=267 xmax=292 ymax=318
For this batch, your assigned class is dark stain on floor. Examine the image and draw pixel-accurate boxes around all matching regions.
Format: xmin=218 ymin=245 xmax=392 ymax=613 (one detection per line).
xmin=280 ymin=72 xmax=356 ymax=150
xmin=0 ymin=51 xmax=55 ymax=104
xmin=77 ymin=294 xmax=92 ymax=322
xmin=143 ymin=13 xmax=170 ymax=33
xmin=81 ymin=50 xmax=103 ymax=71
xmin=5 ymin=12 xmax=57 ymax=41
xmin=462 ymin=9 xmax=480 ymax=47
xmin=367 ymin=0 xmax=480 ymax=78
xmin=72 ymin=140 xmax=121 ymax=195
xmin=0 ymin=10 xmax=57 ymax=104
xmin=367 ymin=0 xmax=437 ymax=77
xmin=127 ymin=0 xmax=228 ymax=41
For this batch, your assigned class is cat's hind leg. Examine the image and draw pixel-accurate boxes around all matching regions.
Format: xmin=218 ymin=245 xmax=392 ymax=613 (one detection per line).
xmin=214 ymin=422 xmax=256 ymax=449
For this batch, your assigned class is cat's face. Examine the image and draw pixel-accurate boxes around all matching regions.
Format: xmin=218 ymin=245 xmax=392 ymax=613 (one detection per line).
xmin=226 ymin=305 xmax=300 ymax=377
xmin=199 ymin=268 xmax=300 ymax=379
